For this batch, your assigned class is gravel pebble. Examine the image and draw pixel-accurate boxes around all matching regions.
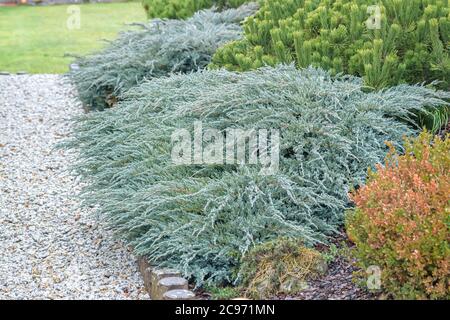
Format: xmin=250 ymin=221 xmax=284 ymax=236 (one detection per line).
xmin=0 ymin=75 xmax=148 ymax=300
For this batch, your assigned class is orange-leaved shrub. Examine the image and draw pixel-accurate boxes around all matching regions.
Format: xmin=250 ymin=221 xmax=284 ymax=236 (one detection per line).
xmin=346 ymin=131 xmax=449 ymax=299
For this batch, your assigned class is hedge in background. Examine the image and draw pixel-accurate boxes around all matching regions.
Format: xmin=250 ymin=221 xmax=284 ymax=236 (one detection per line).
xmin=66 ymin=66 xmax=449 ymax=286
xmin=142 ymin=0 xmax=251 ymax=19
xmin=210 ymin=0 xmax=450 ymax=90
xmin=346 ymin=131 xmax=450 ymax=299
xmin=69 ymin=4 xmax=258 ymax=111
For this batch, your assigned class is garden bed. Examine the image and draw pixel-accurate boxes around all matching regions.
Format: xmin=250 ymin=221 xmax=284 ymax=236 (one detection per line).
xmin=2 ymin=0 xmax=448 ymax=301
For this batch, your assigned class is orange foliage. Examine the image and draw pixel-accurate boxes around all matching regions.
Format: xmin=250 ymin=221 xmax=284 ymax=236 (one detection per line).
xmin=346 ymin=131 xmax=449 ymax=299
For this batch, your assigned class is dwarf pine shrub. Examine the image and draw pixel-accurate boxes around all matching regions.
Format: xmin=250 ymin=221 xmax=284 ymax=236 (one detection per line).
xmin=346 ymin=131 xmax=450 ymax=299
xmin=142 ymin=0 xmax=251 ymax=19
xmin=210 ymin=0 xmax=450 ymax=90
xmin=69 ymin=4 xmax=258 ymax=111
xmin=65 ymin=66 xmax=449 ymax=286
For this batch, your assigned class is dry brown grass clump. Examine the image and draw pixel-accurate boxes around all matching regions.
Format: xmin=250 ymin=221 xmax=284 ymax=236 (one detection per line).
xmin=239 ymin=238 xmax=327 ymax=299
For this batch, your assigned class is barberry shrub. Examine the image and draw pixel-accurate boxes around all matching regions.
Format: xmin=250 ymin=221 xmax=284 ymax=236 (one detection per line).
xmin=142 ymin=0 xmax=250 ymax=19
xmin=346 ymin=131 xmax=450 ymax=299
xmin=210 ymin=0 xmax=450 ymax=90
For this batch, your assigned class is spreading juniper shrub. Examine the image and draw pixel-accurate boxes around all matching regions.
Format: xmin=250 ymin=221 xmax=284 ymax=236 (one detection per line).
xmin=65 ymin=65 xmax=449 ymax=286
xmin=69 ymin=3 xmax=258 ymax=111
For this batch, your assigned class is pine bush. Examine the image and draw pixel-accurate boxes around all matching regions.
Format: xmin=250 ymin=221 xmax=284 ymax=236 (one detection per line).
xmin=346 ymin=131 xmax=450 ymax=299
xmin=210 ymin=0 xmax=450 ymax=90
xmin=69 ymin=4 xmax=258 ymax=111
xmin=142 ymin=0 xmax=251 ymax=19
xmin=65 ymin=66 xmax=449 ymax=286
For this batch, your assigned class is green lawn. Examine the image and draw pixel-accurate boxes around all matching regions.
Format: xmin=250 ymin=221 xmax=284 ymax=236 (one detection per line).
xmin=0 ymin=2 xmax=146 ymax=74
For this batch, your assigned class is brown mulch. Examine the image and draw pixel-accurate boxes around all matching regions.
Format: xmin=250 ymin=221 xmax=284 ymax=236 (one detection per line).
xmin=269 ymin=231 xmax=379 ymax=300
xmin=279 ymin=256 xmax=378 ymax=300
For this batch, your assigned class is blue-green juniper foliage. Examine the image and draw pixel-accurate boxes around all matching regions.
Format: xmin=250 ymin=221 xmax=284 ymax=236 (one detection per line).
xmin=65 ymin=66 xmax=449 ymax=286
xmin=69 ymin=3 xmax=258 ymax=111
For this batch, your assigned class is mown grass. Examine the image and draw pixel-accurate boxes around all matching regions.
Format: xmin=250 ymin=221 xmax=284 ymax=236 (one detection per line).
xmin=0 ymin=2 xmax=146 ymax=74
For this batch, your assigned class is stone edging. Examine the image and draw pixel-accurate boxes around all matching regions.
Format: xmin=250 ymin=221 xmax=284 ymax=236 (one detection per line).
xmin=137 ymin=257 xmax=196 ymax=300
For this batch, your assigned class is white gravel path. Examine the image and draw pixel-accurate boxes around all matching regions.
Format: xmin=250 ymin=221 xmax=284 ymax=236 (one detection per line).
xmin=0 ymin=75 xmax=148 ymax=300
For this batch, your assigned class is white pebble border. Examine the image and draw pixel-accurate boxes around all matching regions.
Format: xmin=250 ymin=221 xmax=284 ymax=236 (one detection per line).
xmin=0 ymin=75 xmax=149 ymax=300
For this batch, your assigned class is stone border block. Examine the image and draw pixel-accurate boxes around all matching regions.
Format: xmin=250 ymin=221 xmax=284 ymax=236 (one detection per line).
xmin=153 ymin=277 xmax=188 ymax=300
xmin=163 ymin=289 xmax=196 ymax=300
